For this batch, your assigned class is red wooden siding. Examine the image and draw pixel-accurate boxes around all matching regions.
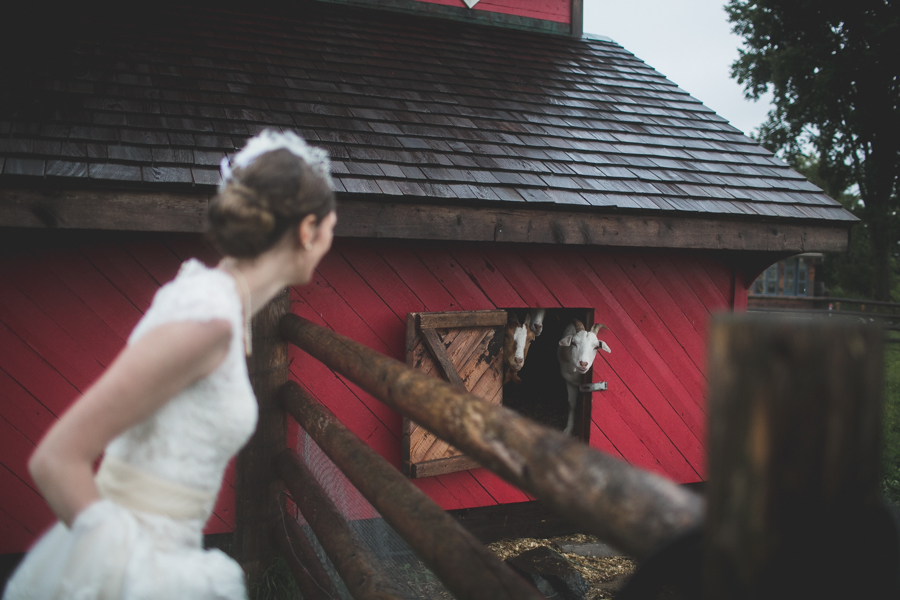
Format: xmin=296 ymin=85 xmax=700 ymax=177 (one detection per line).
xmin=0 ymin=232 xmax=234 ymax=554
xmin=293 ymin=239 xmax=733 ymax=511
xmin=1 ymin=232 xmax=732 ymax=553
xmin=412 ymin=0 xmax=570 ymax=24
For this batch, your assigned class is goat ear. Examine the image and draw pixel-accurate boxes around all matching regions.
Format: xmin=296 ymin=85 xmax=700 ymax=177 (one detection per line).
xmin=590 ymin=323 xmax=609 ymax=335
xmin=523 ymin=312 xmax=531 ymax=327
xmin=599 ymin=341 xmax=612 ymax=353
xmin=571 ymin=319 xmax=585 ymax=332
xmin=559 ymin=335 xmax=573 ymax=347
xmin=508 ymin=312 xmax=520 ymax=325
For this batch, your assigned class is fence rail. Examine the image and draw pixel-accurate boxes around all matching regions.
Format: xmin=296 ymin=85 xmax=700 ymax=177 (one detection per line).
xmin=279 ymin=313 xmax=704 ymax=561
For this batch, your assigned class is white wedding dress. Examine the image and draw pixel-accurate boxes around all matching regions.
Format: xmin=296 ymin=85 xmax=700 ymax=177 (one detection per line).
xmin=4 ymin=259 xmax=258 ymax=600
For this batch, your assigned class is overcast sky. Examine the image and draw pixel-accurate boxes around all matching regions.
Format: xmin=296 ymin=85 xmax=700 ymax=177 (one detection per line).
xmin=583 ymin=0 xmax=773 ymax=136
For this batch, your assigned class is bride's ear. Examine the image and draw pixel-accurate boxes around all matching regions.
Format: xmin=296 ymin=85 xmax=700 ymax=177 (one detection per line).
xmin=297 ymin=214 xmax=318 ymax=251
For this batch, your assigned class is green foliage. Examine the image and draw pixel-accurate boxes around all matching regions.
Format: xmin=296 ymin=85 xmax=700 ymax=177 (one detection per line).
xmin=727 ymin=0 xmax=900 ymax=300
xmin=883 ymin=343 xmax=900 ymax=507
xmin=249 ymin=557 xmax=302 ymax=600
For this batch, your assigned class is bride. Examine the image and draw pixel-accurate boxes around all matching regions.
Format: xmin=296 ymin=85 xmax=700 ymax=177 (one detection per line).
xmin=4 ymin=130 xmax=337 ymax=600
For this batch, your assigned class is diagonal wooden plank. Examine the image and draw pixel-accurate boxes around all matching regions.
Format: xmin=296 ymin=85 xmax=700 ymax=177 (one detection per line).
xmin=421 ymin=328 xmax=466 ymax=390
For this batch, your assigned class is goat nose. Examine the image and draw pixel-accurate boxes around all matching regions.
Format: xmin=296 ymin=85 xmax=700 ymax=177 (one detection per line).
xmin=578 ymin=361 xmax=588 ymax=368
xmin=514 ymin=357 xmax=524 ymax=365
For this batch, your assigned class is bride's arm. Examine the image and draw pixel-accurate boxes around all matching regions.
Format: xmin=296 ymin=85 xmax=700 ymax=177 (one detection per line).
xmin=28 ymin=319 xmax=232 ymax=527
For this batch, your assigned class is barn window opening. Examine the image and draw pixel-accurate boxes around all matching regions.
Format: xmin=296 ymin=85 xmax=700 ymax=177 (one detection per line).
xmin=501 ymin=308 xmax=595 ymax=443
xmin=402 ymin=308 xmax=599 ymax=478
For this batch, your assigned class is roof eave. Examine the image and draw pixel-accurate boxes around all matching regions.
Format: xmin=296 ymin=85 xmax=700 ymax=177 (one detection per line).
xmin=0 ymin=187 xmax=855 ymax=254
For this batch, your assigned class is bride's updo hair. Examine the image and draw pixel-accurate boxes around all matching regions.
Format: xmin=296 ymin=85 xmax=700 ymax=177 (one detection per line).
xmin=207 ymin=131 xmax=336 ymax=259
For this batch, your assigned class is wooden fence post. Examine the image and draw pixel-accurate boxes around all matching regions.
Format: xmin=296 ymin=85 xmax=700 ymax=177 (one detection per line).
xmin=234 ymin=287 xmax=289 ymax=582
xmin=704 ymin=314 xmax=889 ymax=599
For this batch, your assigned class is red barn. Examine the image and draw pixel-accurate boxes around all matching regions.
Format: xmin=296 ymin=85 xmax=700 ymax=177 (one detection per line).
xmin=0 ymin=0 xmax=853 ymax=563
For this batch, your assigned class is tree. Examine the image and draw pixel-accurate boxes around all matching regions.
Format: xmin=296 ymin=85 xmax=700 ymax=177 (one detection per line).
xmin=727 ymin=0 xmax=900 ymax=300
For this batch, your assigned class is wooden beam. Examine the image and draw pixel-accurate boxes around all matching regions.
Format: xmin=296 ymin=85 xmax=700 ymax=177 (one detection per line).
xmin=410 ymin=455 xmax=482 ymax=478
xmin=416 ymin=310 xmax=508 ymax=329
xmin=419 ymin=328 xmax=468 ymax=390
xmin=281 ymin=383 xmax=546 ymax=600
xmin=0 ymin=188 xmax=210 ymax=231
xmin=0 ymin=189 xmax=852 ymax=253
xmin=336 ymin=200 xmax=853 ymax=253
xmin=281 ymin=313 xmax=704 ymax=560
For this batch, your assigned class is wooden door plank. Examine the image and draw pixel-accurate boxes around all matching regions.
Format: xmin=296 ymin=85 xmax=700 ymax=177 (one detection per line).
xmin=595 ymin=367 xmax=701 ymax=482
xmin=430 ymin=470 xmax=498 ymax=508
xmin=449 ymin=247 xmax=526 ymax=308
xmin=0 ymin=256 xmax=125 ymax=367
xmin=288 ymin=299 xmax=399 ymax=441
xmin=459 ymin=330 xmax=504 ymax=398
xmin=0 ymin=504 xmax=37 ymax=554
xmin=585 ymin=338 xmax=701 ymax=481
xmin=0 ymin=463 xmax=55 ymax=536
xmin=420 ymin=328 xmax=467 ymax=389
xmin=479 ymin=247 xmax=562 ymax=308
xmin=592 ymin=393 xmax=683 ymax=479
xmin=618 ymin=255 xmax=707 ymax=376
xmin=0 ymin=368 xmax=56 ymax=444
xmin=317 ymin=250 xmax=408 ymax=359
xmin=588 ymin=420 xmax=624 ymax=461
xmin=379 ymin=243 xmax=459 ymax=311
xmin=0 ymin=323 xmax=79 ymax=416
xmin=121 ymin=238 xmax=183 ymax=287
xmin=0 ymin=274 xmax=104 ymax=392
xmin=556 ymin=252 xmax=707 ymax=474
xmin=645 ymin=254 xmax=713 ymax=338
xmin=439 ymin=328 xmax=494 ymax=382
xmin=675 ymin=256 xmax=730 ymax=313
xmin=467 ymin=468 xmax=531 ymax=504
xmin=0 ymin=416 xmax=38 ymax=495
xmin=415 ymin=246 xmax=493 ymax=310
xmin=598 ymin=253 xmax=707 ymax=405
xmin=297 ymin=269 xmax=394 ymax=357
xmin=162 ymin=233 xmax=222 ymax=267
xmin=417 ymin=310 xmax=507 ymax=329
xmin=573 ymin=250 xmax=709 ymax=438
xmin=36 ymin=247 xmax=144 ymax=340
xmin=411 ymin=477 xmax=467 ymax=510
xmin=697 ymin=254 xmax=735 ymax=301
xmin=337 ymin=240 xmax=427 ymax=322
xmin=79 ymin=243 xmax=160 ymax=312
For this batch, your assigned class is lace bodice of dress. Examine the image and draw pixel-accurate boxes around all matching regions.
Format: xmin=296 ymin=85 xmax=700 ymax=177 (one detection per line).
xmin=105 ymin=259 xmax=258 ymax=500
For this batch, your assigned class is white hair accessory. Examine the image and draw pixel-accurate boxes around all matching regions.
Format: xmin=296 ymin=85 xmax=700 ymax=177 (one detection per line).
xmin=218 ymin=129 xmax=333 ymax=191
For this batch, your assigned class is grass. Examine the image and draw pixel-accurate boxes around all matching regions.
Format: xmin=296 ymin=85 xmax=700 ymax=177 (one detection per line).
xmin=249 ymin=557 xmax=301 ymax=600
xmin=883 ymin=342 xmax=900 ymax=507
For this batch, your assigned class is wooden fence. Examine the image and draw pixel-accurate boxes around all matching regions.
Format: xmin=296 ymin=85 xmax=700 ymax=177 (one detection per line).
xmin=238 ymin=305 xmax=899 ymax=599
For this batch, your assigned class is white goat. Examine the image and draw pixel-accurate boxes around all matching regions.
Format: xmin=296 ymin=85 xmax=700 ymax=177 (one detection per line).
xmin=528 ymin=308 xmax=546 ymax=337
xmin=558 ymin=319 xmax=611 ymax=435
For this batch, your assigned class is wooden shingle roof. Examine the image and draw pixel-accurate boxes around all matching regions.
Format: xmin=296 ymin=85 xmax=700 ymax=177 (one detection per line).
xmin=0 ymin=1 xmax=855 ymax=249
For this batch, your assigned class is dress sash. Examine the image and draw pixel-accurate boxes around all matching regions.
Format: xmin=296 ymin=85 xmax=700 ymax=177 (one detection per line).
xmin=95 ymin=455 xmax=216 ymax=520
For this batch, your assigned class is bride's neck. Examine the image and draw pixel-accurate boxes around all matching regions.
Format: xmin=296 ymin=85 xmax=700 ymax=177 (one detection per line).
xmin=218 ymin=250 xmax=296 ymax=318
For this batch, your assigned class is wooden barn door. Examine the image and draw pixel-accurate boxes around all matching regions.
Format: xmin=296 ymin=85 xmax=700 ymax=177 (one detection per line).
xmin=403 ymin=310 xmax=507 ymax=478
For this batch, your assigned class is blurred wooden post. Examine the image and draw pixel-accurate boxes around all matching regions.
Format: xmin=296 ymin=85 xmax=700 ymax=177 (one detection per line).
xmin=276 ymin=449 xmax=403 ymax=600
xmin=704 ymin=315 xmax=885 ymax=599
xmin=235 ymin=287 xmax=289 ymax=581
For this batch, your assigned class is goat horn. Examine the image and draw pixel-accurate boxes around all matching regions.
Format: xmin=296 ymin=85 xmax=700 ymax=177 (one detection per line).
xmin=571 ymin=318 xmax=585 ymax=332
xmin=591 ymin=323 xmax=609 ymax=334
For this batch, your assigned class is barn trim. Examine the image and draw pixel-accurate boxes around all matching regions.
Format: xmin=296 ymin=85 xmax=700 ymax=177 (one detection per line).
xmin=0 ymin=189 xmax=851 ymax=253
